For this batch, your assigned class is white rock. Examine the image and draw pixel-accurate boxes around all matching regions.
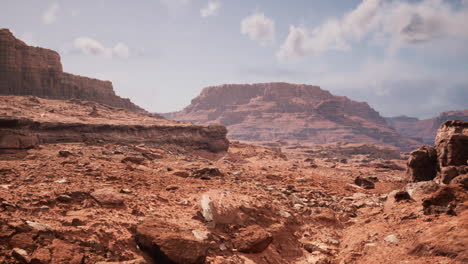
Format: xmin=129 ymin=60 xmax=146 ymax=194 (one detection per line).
xmin=26 ymin=221 xmax=51 ymax=231
xmin=384 ymin=234 xmax=399 ymax=244
xmin=54 ymin=178 xmax=68 ymax=184
xmin=192 ymin=229 xmax=210 ymax=241
xmin=200 ymin=194 xmax=214 ymax=222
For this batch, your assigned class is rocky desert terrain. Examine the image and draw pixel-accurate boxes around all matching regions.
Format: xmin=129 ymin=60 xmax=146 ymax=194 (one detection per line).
xmin=1 ymin=28 xmax=467 ymax=264
xmin=0 ymin=95 xmax=467 ymax=264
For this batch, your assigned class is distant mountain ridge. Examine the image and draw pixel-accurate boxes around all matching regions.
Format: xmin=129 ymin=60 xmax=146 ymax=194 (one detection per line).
xmin=385 ymin=109 xmax=468 ymax=145
xmin=165 ymin=82 xmax=421 ymax=151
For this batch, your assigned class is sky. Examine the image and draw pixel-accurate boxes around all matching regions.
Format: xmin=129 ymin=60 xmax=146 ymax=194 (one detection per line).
xmin=1 ymin=0 xmax=468 ymax=119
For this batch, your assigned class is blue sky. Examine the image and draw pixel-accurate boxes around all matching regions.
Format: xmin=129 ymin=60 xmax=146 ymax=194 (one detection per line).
xmin=1 ymin=0 xmax=467 ymax=118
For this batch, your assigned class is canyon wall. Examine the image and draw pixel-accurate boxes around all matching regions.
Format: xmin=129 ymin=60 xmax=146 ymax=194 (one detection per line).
xmin=0 ymin=28 xmax=144 ymax=112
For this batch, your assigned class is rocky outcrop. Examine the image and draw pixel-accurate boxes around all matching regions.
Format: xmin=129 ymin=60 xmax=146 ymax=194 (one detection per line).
xmin=407 ymin=146 xmax=438 ymax=182
xmin=434 ymin=120 xmax=468 ymax=184
xmin=0 ymin=28 xmax=144 ymax=112
xmin=0 ymin=96 xmax=229 ymax=154
xmin=0 ymin=117 xmax=228 ymax=154
xmin=407 ymin=120 xmax=468 ymax=186
xmin=386 ymin=110 xmax=468 ymax=145
xmin=166 ymin=83 xmax=420 ymax=151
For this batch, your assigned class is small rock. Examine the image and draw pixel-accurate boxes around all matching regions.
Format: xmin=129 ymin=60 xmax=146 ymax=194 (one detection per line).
xmin=354 ymin=176 xmax=375 ymax=189
xmin=56 ymin=194 xmax=73 ymax=203
xmin=192 ymin=168 xmax=223 ymax=178
xmin=165 ymin=185 xmax=179 ymax=191
xmin=120 ymin=188 xmax=132 ymax=194
xmin=26 ymin=221 xmax=51 ymax=232
xmin=58 ymin=150 xmax=73 ymax=157
xmin=54 ymin=179 xmax=69 ymax=184
xmin=173 ymin=171 xmax=190 ymax=178
xmin=12 ymin=248 xmax=30 ymax=263
xmin=232 ymin=225 xmax=273 ymax=253
xmin=91 ymin=188 xmax=125 ymax=207
xmin=200 ymin=194 xmax=214 ymax=222
xmin=384 ymin=234 xmax=399 ymax=244
xmin=394 ymin=191 xmax=412 ymax=202
xmin=121 ymin=156 xmax=145 ymax=165
xmin=280 ymin=210 xmax=293 ymax=219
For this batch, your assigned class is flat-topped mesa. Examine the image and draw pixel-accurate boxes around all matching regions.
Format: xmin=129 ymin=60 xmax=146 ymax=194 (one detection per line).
xmin=185 ymin=82 xmax=386 ymax=125
xmin=168 ymin=82 xmax=419 ymax=150
xmin=0 ymin=28 xmax=144 ymax=113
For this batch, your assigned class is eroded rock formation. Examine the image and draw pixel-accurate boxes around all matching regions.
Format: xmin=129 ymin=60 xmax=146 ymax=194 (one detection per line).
xmin=167 ymin=83 xmax=420 ymax=151
xmin=0 ymin=28 xmax=144 ymax=112
xmin=407 ymin=120 xmax=468 ymax=187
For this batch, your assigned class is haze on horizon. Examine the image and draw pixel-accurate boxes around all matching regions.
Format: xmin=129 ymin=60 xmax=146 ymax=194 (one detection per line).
xmin=1 ymin=0 xmax=468 ymax=119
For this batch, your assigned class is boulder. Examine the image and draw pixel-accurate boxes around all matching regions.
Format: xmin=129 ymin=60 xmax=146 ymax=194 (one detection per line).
xmin=435 ymin=120 xmax=468 ymax=167
xmin=198 ymin=191 xmax=249 ymax=225
xmin=406 ymin=146 xmax=437 ymax=182
xmin=135 ymin=218 xmax=208 ymax=264
xmin=232 ymin=225 xmax=273 ymax=253
xmin=422 ymin=185 xmax=467 ymax=215
xmin=91 ymin=188 xmax=125 ymax=207
xmin=354 ymin=176 xmax=375 ymax=189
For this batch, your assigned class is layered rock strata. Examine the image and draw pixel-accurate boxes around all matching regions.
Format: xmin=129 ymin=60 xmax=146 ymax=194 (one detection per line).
xmin=167 ymin=83 xmax=420 ymax=151
xmin=0 ymin=96 xmax=229 ymax=154
xmin=0 ymin=28 xmax=144 ymax=112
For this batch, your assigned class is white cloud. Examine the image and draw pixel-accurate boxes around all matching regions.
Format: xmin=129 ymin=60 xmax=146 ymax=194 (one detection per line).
xmin=73 ymin=37 xmax=130 ymax=59
xmin=200 ymin=1 xmax=220 ymax=17
xmin=277 ymin=0 xmax=468 ymax=60
xmin=113 ymin=43 xmax=130 ymax=58
xmin=241 ymin=13 xmax=275 ymax=46
xmin=42 ymin=2 xmax=59 ymax=24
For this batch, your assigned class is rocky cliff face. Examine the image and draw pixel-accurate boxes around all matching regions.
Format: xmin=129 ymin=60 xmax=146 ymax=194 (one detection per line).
xmin=0 ymin=28 xmax=144 ymax=112
xmin=0 ymin=96 xmax=229 ymax=155
xmin=386 ymin=110 xmax=468 ymax=145
xmin=167 ymin=83 xmax=420 ymax=151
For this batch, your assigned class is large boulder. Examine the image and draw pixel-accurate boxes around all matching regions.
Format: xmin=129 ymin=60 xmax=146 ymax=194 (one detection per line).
xmin=135 ymin=218 xmax=208 ymax=264
xmin=434 ymin=120 xmax=468 ymax=184
xmin=406 ymin=146 xmax=437 ymax=182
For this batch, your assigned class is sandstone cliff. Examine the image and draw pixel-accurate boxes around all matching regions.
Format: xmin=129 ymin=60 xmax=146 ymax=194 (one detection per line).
xmin=166 ymin=83 xmax=420 ymax=151
xmin=386 ymin=110 xmax=468 ymax=145
xmin=0 ymin=28 xmax=144 ymax=112
xmin=0 ymin=96 xmax=228 ymax=154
